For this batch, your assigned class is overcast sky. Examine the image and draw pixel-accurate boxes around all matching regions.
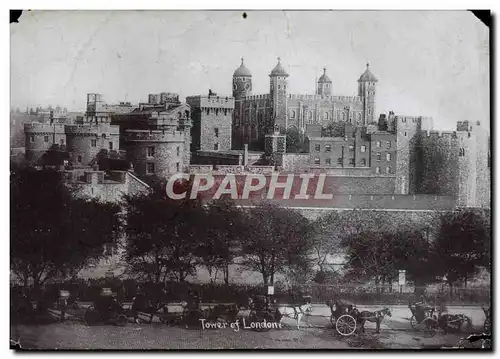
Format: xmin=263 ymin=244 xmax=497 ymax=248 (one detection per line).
xmin=11 ymin=10 xmax=488 ymax=130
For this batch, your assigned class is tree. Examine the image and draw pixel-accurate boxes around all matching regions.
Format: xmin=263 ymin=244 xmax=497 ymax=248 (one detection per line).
xmin=322 ymin=122 xmax=345 ymax=137
xmin=10 ymin=166 xmax=121 ymax=291
xmin=432 ymin=208 xmax=491 ymax=290
xmin=197 ymin=198 xmax=246 ymax=284
xmin=122 ymin=179 xmax=204 ymax=284
xmin=239 ymin=203 xmax=313 ymax=285
xmin=285 ymin=127 xmax=306 ymax=153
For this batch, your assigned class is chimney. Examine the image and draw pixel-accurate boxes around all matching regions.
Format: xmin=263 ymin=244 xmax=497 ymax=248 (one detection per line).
xmin=243 ymin=144 xmax=249 ymax=167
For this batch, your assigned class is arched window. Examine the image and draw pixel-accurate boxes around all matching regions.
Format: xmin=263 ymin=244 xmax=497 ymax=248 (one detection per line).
xmin=102 ymin=134 xmax=106 ymax=139
xmin=459 ymin=148 xmax=465 ymax=157
xmin=341 ymin=112 xmax=346 ymax=122
xmin=185 ymin=110 xmax=190 ymax=118
xmin=308 ymin=111 xmax=312 ymax=120
xmin=290 ymin=110 xmax=296 ymax=118
xmin=325 ymin=112 xmax=329 ymax=120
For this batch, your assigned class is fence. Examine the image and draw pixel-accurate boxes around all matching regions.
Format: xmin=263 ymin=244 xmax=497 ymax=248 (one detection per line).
xmin=11 ymin=280 xmax=491 ymax=306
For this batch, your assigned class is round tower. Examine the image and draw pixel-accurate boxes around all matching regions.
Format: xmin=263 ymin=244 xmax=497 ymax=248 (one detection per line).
xmin=358 ymin=63 xmax=378 ymax=125
xmin=124 ymin=128 xmax=185 ymax=177
xmin=24 ymin=123 xmax=66 ymax=164
xmin=317 ymin=67 xmax=332 ymax=96
xmin=269 ymin=57 xmax=289 ymax=132
xmin=65 ymin=124 xmax=120 ymax=168
xmin=232 ymin=58 xmax=252 ymax=100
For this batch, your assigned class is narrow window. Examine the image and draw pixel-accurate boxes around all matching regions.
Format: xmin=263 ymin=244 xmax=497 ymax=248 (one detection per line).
xmin=44 ymin=135 xmax=49 ymax=143
xmin=386 ymin=166 xmax=392 ymax=174
xmin=360 ymin=158 xmax=366 ymax=166
xmin=176 ymin=162 xmax=180 ymax=172
xmin=386 ymin=141 xmax=391 ymax=148
xmin=102 ymin=134 xmax=106 ymax=139
xmin=30 ymin=135 xmax=35 ymax=143
xmin=337 ymin=158 xmax=343 ymax=166
xmin=91 ymin=139 xmax=97 ymax=147
xmin=325 ymin=158 xmax=331 ymax=165
xmin=360 ymin=145 xmax=366 ymax=153
xmin=147 ymin=146 xmax=155 ymax=157
xmin=377 ymin=153 xmax=381 ymax=161
xmin=109 ymin=142 xmax=113 ymax=150
xmin=314 ymin=157 xmax=320 ymax=165
xmin=315 ymin=144 xmax=321 ymax=152
xmin=325 ymin=144 xmax=331 ymax=152
xmin=376 ymin=141 xmax=381 ymax=148
xmin=77 ymin=155 xmax=82 ymax=163
xmin=147 ymin=163 xmax=155 ymax=174
xmin=176 ymin=146 xmax=180 ymax=157
xmin=375 ymin=166 xmax=380 ymax=174
xmin=214 ymin=143 xmax=219 ymax=151
xmin=386 ymin=153 xmax=392 ymax=161
xmin=214 ymin=128 xmax=219 ymax=137
xmin=349 ymin=158 xmax=355 ymax=166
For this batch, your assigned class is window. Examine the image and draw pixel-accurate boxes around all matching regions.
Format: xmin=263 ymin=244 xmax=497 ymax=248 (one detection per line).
xmin=29 ymin=135 xmax=34 ymax=143
xmin=109 ymin=142 xmax=113 ymax=150
xmin=60 ymin=139 xmax=64 ymax=145
xmin=290 ymin=110 xmax=296 ymax=118
xmin=386 ymin=153 xmax=392 ymax=161
xmin=376 ymin=141 xmax=381 ymax=148
xmin=102 ymin=134 xmax=106 ymax=139
xmin=44 ymin=135 xmax=49 ymax=143
xmin=375 ymin=166 xmax=380 ymax=174
xmin=176 ymin=162 xmax=180 ymax=172
xmin=325 ymin=158 xmax=331 ymax=165
xmin=147 ymin=163 xmax=155 ymax=174
xmin=278 ymin=85 xmax=281 ymax=90
xmin=176 ymin=146 xmax=180 ymax=157
xmin=459 ymin=148 xmax=465 ymax=157
xmin=214 ymin=128 xmax=219 ymax=137
xmin=314 ymin=157 xmax=320 ymax=165
xmin=314 ymin=144 xmax=321 ymax=152
xmin=214 ymin=143 xmax=219 ymax=151
xmin=402 ymin=118 xmax=407 ymax=123
xmin=91 ymin=139 xmax=97 ymax=147
xmin=325 ymin=112 xmax=329 ymax=120
xmin=77 ymin=155 xmax=82 ymax=163
xmin=404 ymin=131 xmax=407 ymax=137
xmin=147 ymin=146 xmax=155 ymax=157
xmin=386 ymin=141 xmax=391 ymax=148
xmin=308 ymin=111 xmax=313 ymax=119
xmin=349 ymin=145 xmax=355 ymax=151
xmin=349 ymin=158 xmax=355 ymax=166
xmin=360 ymin=145 xmax=366 ymax=153
xmin=386 ymin=166 xmax=392 ymax=174
xmin=325 ymin=144 xmax=331 ymax=152
xmin=337 ymin=158 xmax=343 ymax=166
xmin=368 ymin=109 xmax=372 ymax=115
xmin=377 ymin=153 xmax=381 ymax=161
xmin=360 ymin=158 xmax=366 ymax=166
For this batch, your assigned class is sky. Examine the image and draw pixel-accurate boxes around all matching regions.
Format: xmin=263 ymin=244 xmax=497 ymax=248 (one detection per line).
xmin=10 ymin=10 xmax=489 ymax=131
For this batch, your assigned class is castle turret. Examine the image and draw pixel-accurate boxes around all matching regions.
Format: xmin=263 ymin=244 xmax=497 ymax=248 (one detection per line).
xmin=358 ymin=63 xmax=378 ymax=125
xmin=269 ymin=57 xmax=289 ymax=133
xmin=317 ymin=68 xmax=332 ymax=96
xmin=232 ymin=58 xmax=252 ymax=100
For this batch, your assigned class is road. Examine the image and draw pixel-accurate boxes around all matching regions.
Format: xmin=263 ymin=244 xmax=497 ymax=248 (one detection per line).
xmin=10 ymin=304 xmax=488 ymax=350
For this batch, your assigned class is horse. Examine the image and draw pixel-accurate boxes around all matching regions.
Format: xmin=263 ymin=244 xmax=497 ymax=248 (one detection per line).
xmin=357 ymin=308 xmax=392 ymax=333
xmin=275 ymin=302 xmax=312 ymax=329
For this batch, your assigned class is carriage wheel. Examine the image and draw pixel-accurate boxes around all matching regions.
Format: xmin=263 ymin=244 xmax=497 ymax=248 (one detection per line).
xmin=409 ymin=315 xmax=416 ymax=329
xmin=115 ymin=314 xmax=128 ymax=327
xmin=422 ymin=317 xmax=438 ymax=337
xmin=336 ymin=314 xmax=357 ymax=336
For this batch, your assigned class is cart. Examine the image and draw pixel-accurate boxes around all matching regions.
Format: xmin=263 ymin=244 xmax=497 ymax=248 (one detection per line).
xmin=408 ymin=303 xmax=439 ymax=336
xmin=84 ymin=288 xmax=128 ymax=326
xmin=328 ymin=300 xmax=358 ymax=336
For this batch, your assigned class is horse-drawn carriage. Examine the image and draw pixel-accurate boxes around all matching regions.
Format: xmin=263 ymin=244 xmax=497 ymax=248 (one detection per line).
xmin=84 ymin=288 xmax=128 ymax=326
xmin=327 ymin=300 xmax=360 ymax=336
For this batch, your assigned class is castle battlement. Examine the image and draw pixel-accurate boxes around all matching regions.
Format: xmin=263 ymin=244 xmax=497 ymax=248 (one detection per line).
xmin=186 ymin=95 xmax=235 ymax=109
xmin=331 ymin=95 xmax=362 ymax=103
xmin=286 ymin=94 xmax=362 ymax=103
xmin=244 ymin=94 xmax=270 ymax=101
xmin=423 ymin=130 xmax=458 ymax=139
xmin=24 ymin=123 xmax=66 ymax=133
xmin=65 ymin=124 xmax=119 ymax=135
xmin=124 ymin=129 xmax=185 ymax=142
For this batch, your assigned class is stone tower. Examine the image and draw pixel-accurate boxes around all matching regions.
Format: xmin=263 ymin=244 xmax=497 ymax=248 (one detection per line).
xmin=232 ymin=58 xmax=252 ymax=100
xmin=269 ymin=57 xmax=289 ymax=132
xmin=316 ymin=68 xmax=332 ymax=96
xmin=358 ymin=63 xmax=378 ymax=125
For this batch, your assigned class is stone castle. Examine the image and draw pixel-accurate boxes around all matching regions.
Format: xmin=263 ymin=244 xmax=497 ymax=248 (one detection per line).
xmin=18 ymin=58 xmax=490 ymax=209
